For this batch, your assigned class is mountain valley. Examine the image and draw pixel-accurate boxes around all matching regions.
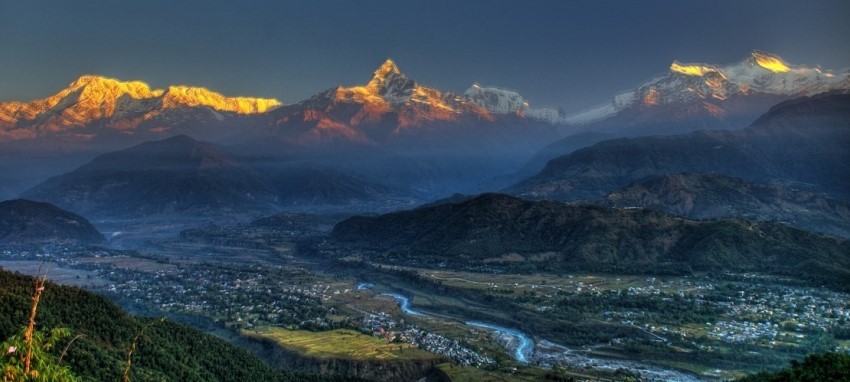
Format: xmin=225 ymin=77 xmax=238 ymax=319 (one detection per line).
xmin=2 ymin=50 xmax=849 ymax=382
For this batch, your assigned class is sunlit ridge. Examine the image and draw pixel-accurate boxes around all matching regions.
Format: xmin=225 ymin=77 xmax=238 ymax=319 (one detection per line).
xmin=752 ymin=52 xmax=790 ymax=73
xmin=162 ymin=85 xmax=282 ymax=114
xmin=1 ymin=75 xmax=282 ymax=123
xmin=670 ymin=62 xmax=721 ymax=77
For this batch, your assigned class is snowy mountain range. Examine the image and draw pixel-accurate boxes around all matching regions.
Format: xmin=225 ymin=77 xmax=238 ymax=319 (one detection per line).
xmin=290 ymin=59 xmax=567 ymax=127
xmin=562 ymin=51 xmax=849 ymax=128
xmin=2 ymin=51 xmax=846 ymax=145
xmin=0 ymin=60 xmax=571 ymax=145
xmin=0 ymin=60 xmax=567 ymax=200
xmin=256 ymin=59 xmax=559 ymax=148
xmin=0 ymin=75 xmax=280 ymax=141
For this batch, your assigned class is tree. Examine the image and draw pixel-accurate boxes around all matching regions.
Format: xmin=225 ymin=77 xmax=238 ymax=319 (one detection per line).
xmin=738 ymin=352 xmax=850 ymax=382
xmin=1 ymin=270 xmax=79 ymax=382
xmin=2 ymin=327 xmax=79 ymax=382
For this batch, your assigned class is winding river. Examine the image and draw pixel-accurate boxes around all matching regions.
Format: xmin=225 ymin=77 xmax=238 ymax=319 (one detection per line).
xmin=381 ymin=293 xmax=532 ymax=362
xmin=465 ymin=321 xmax=534 ymax=363
xmin=382 ymin=291 xmax=704 ymax=381
xmin=381 ymin=293 xmax=426 ymax=316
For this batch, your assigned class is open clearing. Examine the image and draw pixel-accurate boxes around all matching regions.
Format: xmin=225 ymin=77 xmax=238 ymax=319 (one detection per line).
xmin=246 ymin=327 xmax=439 ymax=361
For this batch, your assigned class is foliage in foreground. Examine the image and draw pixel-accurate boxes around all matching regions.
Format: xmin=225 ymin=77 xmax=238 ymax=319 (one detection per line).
xmin=2 ymin=269 xmax=79 ymax=382
xmin=0 ymin=268 xmax=361 ymax=382
xmin=2 ymin=327 xmax=80 ymax=382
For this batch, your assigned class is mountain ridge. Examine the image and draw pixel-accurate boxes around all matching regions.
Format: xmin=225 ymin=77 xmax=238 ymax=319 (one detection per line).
xmin=331 ymin=193 xmax=850 ymax=289
xmin=559 ymin=50 xmax=849 ymax=136
xmin=565 ymin=51 xmax=849 ymax=124
xmin=0 ymin=75 xmax=281 ymax=141
xmin=21 ymin=135 xmax=279 ymax=218
xmin=2 ymin=55 xmax=847 ymax=202
xmin=508 ymin=91 xmax=850 ymax=202
xmin=601 ymin=173 xmax=850 ymax=239
xmin=2 ymin=51 xmax=847 ymax=144
xmin=21 ymin=135 xmax=404 ymax=219
xmin=0 ymin=199 xmax=105 ymax=245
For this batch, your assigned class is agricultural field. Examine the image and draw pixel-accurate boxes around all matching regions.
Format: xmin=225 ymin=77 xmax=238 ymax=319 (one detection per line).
xmin=342 ymin=262 xmax=850 ymax=380
xmin=245 ymin=327 xmax=439 ymax=361
xmin=0 ymin=260 xmax=107 ymax=288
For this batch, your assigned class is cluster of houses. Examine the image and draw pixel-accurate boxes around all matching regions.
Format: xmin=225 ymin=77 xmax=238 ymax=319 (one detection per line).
xmin=90 ymin=260 xmax=335 ymax=329
xmin=708 ymin=320 xmax=780 ymax=344
xmin=361 ymin=312 xmax=494 ymax=366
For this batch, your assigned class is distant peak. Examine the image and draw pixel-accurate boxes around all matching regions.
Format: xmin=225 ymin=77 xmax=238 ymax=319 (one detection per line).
xmin=463 ymin=84 xmax=531 ymax=114
xmin=63 ymin=75 xmax=282 ymax=113
xmin=71 ymin=74 xmax=126 ymax=86
xmin=749 ymin=51 xmax=791 ymax=73
xmin=71 ymin=74 xmax=118 ymax=86
xmin=377 ymin=58 xmax=401 ymax=75
xmin=116 ymin=134 xmax=238 ymax=169
xmin=464 ymin=84 xmax=522 ymax=96
xmin=366 ymin=59 xmax=408 ymax=93
xmin=371 ymin=59 xmax=403 ymax=82
xmin=68 ymin=74 xmax=164 ymax=98
xmin=161 ymin=85 xmax=282 ymax=114
xmin=0 ymin=74 xmax=282 ymax=137
xmin=669 ymin=61 xmax=725 ymax=77
xmin=163 ymin=134 xmax=198 ymax=143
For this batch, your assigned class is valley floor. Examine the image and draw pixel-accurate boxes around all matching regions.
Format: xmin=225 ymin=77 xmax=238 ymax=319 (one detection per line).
xmin=2 ymin=224 xmax=848 ymax=381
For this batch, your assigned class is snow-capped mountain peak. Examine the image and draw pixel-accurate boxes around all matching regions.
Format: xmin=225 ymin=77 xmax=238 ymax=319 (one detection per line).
xmin=364 ymin=59 xmax=416 ymax=105
xmin=563 ymin=50 xmax=850 ymax=126
xmin=463 ymin=84 xmax=565 ymax=124
xmin=748 ymin=51 xmax=791 ymax=73
xmin=310 ymin=61 xmax=563 ymax=125
xmin=669 ymin=62 xmax=725 ymax=77
xmin=0 ymin=74 xmax=282 ymax=140
xmin=70 ymin=74 xmax=165 ymax=99
xmin=327 ymin=59 xmax=417 ymax=107
xmin=464 ymin=84 xmax=529 ymax=114
xmin=665 ymin=51 xmax=845 ymax=97
xmin=366 ymin=59 xmax=404 ymax=89
xmin=161 ymin=85 xmax=282 ymax=114
xmin=721 ymin=51 xmax=844 ymax=95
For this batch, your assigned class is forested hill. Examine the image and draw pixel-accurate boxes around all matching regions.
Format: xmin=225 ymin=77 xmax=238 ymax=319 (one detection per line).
xmin=332 ymin=193 xmax=850 ymax=289
xmin=0 ymin=199 xmax=105 ymax=245
xmin=0 ymin=268 xmax=362 ymax=382
xmin=737 ymin=352 xmax=850 ymax=382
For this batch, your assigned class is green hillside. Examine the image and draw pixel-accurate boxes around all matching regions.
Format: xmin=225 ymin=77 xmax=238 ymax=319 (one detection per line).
xmin=0 ymin=268 xmax=360 ymax=382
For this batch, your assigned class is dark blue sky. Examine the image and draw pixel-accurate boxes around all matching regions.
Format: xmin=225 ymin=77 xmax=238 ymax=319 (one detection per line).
xmin=1 ymin=0 xmax=849 ymax=112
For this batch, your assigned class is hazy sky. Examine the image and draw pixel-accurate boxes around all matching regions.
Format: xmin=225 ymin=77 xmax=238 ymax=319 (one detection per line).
xmin=1 ymin=0 xmax=849 ymax=113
